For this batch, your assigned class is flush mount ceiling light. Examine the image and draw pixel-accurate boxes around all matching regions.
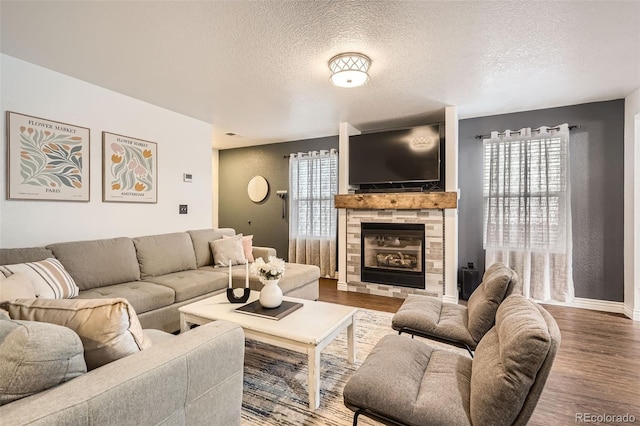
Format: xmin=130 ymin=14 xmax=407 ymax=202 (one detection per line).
xmin=328 ymin=52 xmax=371 ymax=88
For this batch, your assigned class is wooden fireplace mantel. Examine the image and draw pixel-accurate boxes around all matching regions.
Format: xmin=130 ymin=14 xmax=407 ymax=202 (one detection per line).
xmin=334 ymin=192 xmax=458 ymax=210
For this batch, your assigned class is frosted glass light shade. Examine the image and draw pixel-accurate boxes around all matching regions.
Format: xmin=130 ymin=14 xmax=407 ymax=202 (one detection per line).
xmin=328 ymin=53 xmax=371 ymax=88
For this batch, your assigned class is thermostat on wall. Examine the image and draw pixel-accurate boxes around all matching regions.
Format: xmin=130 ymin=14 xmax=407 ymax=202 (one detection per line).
xmin=183 ymin=173 xmax=193 ymax=183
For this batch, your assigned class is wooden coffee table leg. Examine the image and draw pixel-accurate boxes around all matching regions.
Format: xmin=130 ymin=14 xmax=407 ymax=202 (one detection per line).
xmin=347 ymin=316 xmax=356 ymax=364
xmin=180 ymin=313 xmax=189 ymax=333
xmin=308 ymin=346 xmax=321 ymax=410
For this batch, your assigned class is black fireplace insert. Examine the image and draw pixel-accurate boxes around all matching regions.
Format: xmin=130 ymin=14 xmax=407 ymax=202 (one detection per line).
xmin=360 ymin=222 xmax=425 ymax=289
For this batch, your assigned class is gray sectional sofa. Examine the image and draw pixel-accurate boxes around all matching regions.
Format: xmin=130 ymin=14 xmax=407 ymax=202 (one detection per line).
xmin=0 ymin=228 xmax=320 ymax=425
xmin=0 ymin=228 xmax=321 ymax=332
xmin=1 ymin=320 xmax=246 ymax=425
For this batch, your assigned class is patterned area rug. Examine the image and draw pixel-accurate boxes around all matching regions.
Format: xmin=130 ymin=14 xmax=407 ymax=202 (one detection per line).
xmin=240 ymin=309 xmax=466 ymax=425
xmin=240 ymin=308 xmax=391 ymax=425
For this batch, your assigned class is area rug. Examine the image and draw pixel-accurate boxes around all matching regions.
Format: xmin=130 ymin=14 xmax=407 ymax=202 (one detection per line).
xmin=240 ymin=308 xmax=466 ymax=425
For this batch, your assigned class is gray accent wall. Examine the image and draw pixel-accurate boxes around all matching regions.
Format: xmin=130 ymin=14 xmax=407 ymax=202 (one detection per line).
xmin=219 ymin=99 xmax=625 ymax=302
xmin=458 ymin=100 xmax=625 ymax=302
xmin=218 ymin=136 xmax=338 ymax=260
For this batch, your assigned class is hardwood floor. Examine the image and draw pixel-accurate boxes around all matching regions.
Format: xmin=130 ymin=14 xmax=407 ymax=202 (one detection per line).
xmin=319 ymin=278 xmax=404 ymax=313
xmin=318 ymin=278 xmax=640 ymax=425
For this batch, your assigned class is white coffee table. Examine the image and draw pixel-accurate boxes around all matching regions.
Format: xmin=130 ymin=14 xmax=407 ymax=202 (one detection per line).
xmin=179 ymin=291 xmax=358 ymax=410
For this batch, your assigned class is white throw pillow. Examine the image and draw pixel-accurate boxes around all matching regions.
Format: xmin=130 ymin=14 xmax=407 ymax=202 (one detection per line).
xmin=0 ymin=258 xmax=79 ymax=299
xmin=210 ymin=235 xmax=246 ymax=266
xmin=223 ymin=233 xmax=254 ymax=263
xmin=0 ymin=272 xmax=37 ymax=303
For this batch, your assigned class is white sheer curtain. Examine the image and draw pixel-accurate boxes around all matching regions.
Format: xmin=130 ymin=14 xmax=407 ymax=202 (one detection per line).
xmin=288 ymin=149 xmax=338 ymax=277
xmin=483 ymin=124 xmax=573 ymax=302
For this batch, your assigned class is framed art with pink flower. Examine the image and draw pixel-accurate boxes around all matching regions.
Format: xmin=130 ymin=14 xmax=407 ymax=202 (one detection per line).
xmin=102 ymin=132 xmax=157 ymax=203
xmin=6 ymin=111 xmax=90 ymax=201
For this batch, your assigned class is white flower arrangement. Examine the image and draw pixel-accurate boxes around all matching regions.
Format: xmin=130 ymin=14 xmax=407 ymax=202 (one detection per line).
xmin=250 ymin=256 xmax=286 ymax=281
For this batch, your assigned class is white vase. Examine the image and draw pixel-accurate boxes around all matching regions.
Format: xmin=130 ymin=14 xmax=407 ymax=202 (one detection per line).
xmin=259 ymin=278 xmax=283 ymax=308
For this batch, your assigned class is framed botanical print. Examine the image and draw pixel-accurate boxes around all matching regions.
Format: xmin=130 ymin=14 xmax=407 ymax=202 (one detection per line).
xmin=102 ymin=132 xmax=157 ymax=203
xmin=6 ymin=111 xmax=90 ymax=201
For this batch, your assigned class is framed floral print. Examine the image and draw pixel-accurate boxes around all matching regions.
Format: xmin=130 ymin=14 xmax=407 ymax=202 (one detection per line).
xmin=102 ymin=132 xmax=157 ymax=203
xmin=6 ymin=111 xmax=90 ymax=201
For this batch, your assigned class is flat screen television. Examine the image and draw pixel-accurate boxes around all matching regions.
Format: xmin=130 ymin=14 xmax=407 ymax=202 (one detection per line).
xmin=349 ymin=124 xmax=443 ymax=186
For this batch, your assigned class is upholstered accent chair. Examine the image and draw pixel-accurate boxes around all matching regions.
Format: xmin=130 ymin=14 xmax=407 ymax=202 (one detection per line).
xmin=344 ymin=295 xmax=560 ymax=426
xmin=391 ymin=262 xmax=519 ymax=356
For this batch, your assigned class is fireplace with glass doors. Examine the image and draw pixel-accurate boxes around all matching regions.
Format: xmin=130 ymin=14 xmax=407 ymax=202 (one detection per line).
xmin=360 ymin=222 xmax=426 ymax=289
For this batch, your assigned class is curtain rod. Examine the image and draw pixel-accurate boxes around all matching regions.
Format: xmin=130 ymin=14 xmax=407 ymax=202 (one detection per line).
xmin=474 ymin=124 xmax=579 ymax=140
xmin=283 ymin=149 xmax=339 ymax=158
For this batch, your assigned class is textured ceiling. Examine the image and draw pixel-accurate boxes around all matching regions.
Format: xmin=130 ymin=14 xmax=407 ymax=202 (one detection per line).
xmin=1 ymin=1 xmax=639 ymax=149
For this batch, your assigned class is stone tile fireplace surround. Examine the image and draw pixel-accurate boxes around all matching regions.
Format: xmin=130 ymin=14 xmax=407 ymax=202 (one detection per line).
xmin=335 ymin=191 xmax=458 ymax=300
xmin=345 ymin=209 xmax=445 ymax=298
xmin=336 ymin=110 xmax=459 ymax=302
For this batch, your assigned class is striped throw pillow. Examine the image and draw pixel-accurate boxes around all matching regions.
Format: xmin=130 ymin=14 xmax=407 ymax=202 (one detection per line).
xmin=0 ymin=258 xmax=79 ymax=299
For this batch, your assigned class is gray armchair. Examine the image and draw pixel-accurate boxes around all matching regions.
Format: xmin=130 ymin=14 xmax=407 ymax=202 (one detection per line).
xmin=343 ymin=295 xmax=561 ymax=426
xmin=391 ymin=262 xmax=519 ymax=356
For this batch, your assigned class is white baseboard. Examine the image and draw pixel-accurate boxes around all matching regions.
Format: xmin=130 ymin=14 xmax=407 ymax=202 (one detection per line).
xmin=337 ymin=281 xmax=348 ymax=292
xmin=540 ymin=297 xmax=626 ymax=316
xmin=572 ymin=297 xmax=625 ymax=314
xmin=623 ymin=304 xmax=640 ymax=321
xmin=442 ymin=294 xmax=459 ymax=304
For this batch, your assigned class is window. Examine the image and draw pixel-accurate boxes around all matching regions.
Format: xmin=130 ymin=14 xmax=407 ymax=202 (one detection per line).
xmin=484 ymin=134 xmax=568 ymax=252
xmin=483 ymin=125 xmax=573 ymax=302
xmin=288 ymin=149 xmax=338 ymax=276
xmin=289 ymin=152 xmax=337 ymax=239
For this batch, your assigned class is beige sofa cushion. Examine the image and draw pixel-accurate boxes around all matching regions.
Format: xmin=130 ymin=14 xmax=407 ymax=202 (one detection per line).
xmin=470 ymin=295 xmax=554 ymax=426
xmin=76 ymin=281 xmax=175 ymax=314
xmin=0 ymin=273 xmax=36 ymax=303
xmin=187 ymin=228 xmax=236 ymax=267
xmin=466 ymin=262 xmax=516 ymax=343
xmin=0 ymin=258 xmax=79 ymax=299
xmin=224 ymin=262 xmax=320 ymax=296
xmin=269 ymin=262 xmax=320 ymax=294
xmin=2 ymin=298 xmax=151 ymax=370
xmin=47 ymin=237 xmax=141 ymax=291
xmin=144 ymin=270 xmax=228 ymax=303
xmin=0 ymin=318 xmax=86 ymax=405
xmin=252 ymin=246 xmax=277 ymax=262
xmin=133 ymin=232 xmax=197 ymax=278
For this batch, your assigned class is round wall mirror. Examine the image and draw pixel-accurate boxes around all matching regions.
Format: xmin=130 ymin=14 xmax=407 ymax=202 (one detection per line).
xmin=247 ymin=175 xmax=269 ymax=203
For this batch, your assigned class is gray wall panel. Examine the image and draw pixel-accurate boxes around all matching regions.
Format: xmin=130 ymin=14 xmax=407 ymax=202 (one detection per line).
xmin=220 ymin=99 xmax=624 ymax=301
xmin=459 ymin=100 xmax=625 ymax=301
xmin=218 ymin=136 xmax=338 ymax=260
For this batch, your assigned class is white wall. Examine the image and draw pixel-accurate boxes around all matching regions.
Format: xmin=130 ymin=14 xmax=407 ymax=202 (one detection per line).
xmin=624 ymin=88 xmax=640 ymax=320
xmin=443 ymin=106 xmax=459 ymax=303
xmin=0 ymin=55 xmax=214 ymax=247
xmin=212 ymin=148 xmax=219 ymax=228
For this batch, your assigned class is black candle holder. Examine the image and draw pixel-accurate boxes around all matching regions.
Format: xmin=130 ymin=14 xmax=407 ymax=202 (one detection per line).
xmin=226 ymin=287 xmax=251 ymax=303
